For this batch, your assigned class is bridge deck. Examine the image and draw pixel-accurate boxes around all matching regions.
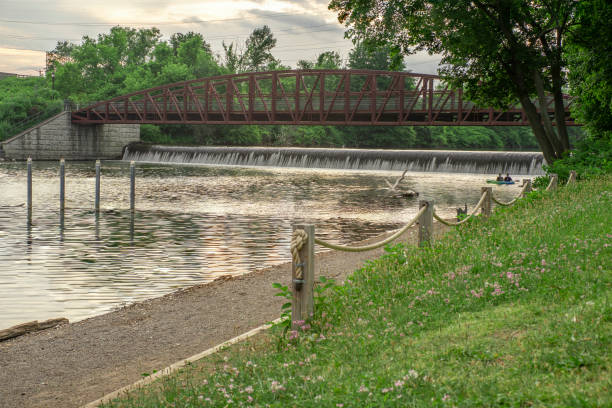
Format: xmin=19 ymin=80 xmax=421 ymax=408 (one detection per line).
xmin=71 ymin=70 xmax=575 ymax=126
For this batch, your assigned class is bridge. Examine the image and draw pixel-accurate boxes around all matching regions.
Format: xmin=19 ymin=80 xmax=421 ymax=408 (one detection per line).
xmin=71 ymin=69 xmax=576 ymax=127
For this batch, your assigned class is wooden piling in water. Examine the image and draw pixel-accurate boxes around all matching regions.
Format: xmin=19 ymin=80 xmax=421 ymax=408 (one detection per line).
xmin=291 ymin=224 xmax=315 ymax=329
xmin=26 ymin=157 xmax=32 ymax=214
xmin=95 ymin=160 xmax=101 ymax=213
xmin=130 ymin=161 xmax=135 ymax=211
xmin=418 ymin=200 xmax=433 ymax=247
xmin=59 ymin=158 xmax=65 ymax=211
xmin=481 ymin=187 xmax=492 ymax=217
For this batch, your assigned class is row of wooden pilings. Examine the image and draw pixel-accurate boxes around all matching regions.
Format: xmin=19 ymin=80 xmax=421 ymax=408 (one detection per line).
xmin=289 ymin=175 xmax=564 ymax=329
xmin=25 ymin=158 xmax=137 ymax=218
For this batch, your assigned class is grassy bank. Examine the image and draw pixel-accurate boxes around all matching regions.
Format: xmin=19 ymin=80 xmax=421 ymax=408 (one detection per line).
xmin=103 ymin=176 xmax=611 ymax=407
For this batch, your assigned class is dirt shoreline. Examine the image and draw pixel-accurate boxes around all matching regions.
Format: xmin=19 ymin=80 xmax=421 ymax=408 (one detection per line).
xmin=0 ymin=223 xmax=448 ymax=408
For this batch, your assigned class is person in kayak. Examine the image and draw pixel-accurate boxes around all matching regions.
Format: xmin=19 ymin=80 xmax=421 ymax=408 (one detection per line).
xmin=496 ymin=173 xmax=504 ymax=181
xmin=504 ymin=173 xmax=513 ymax=182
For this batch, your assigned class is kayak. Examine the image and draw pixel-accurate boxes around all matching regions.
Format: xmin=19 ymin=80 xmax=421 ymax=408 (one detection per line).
xmin=487 ymin=180 xmax=515 ymax=185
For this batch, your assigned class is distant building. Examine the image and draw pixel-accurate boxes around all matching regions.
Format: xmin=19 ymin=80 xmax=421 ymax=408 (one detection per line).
xmin=0 ymin=72 xmax=30 ymax=80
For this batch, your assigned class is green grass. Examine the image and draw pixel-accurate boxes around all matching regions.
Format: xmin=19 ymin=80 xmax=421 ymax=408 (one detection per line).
xmin=103 ymin=176 xmax=611 ymax=407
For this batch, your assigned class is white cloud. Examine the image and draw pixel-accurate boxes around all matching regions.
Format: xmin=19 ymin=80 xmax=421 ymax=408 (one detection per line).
xmin=0 ymin=0 xmax=441 ymax=75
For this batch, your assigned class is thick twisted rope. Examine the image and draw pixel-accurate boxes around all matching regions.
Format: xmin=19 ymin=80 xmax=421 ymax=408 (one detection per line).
xmin=290 ymin=229 xmax=308 ymax=279
xmin=566 ymin=171 xmax=577 ymax=185
xmin=314 ymin=205 xmax=427 ymax=252
xmin=432 ymin=190 xmax=488 ymax=226
xmin=491 ymin=182 xmax=530 ymax=206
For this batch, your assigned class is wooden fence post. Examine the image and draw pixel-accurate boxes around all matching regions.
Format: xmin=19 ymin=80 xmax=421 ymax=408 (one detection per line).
xmin=418 ymin=200 xmax=433 ymax=247
xmin=481 ymin=187 xmax=492 ymax=217
xmin=567 ymin=170 xmax=577 ymax=184
xmin=523 ymin=179 xmax=532 ymax=194
xmin=292 ymin=224 xmax=315 ymax=329
xmin=548 ymin=173 xmax=558 ymax=190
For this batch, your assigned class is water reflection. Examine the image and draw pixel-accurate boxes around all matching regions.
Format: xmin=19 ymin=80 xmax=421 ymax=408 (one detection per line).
xmin=0 ymin=160 xmax=524 ymax=328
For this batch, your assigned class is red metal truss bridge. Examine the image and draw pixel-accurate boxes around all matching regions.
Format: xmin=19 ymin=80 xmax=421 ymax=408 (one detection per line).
xmin=71 ymin=69 xmax=576 ymax=127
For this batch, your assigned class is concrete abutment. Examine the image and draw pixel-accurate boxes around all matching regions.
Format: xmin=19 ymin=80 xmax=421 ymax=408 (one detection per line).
xmin=1 ymin=111 xmax=140 ymax=160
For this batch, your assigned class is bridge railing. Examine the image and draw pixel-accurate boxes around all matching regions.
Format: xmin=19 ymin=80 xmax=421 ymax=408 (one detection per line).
xmin=71 ymin=69 xmax=575 ymax=126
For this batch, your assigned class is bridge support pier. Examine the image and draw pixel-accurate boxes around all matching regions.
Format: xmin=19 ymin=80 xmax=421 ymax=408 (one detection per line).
xmin=1 ymin=111 xmax=140 ymax=160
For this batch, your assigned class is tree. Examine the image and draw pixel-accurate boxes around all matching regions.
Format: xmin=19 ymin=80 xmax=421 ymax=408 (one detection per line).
xmin=170 ymin=32 xmax=212 ymax=56
xmin=348 ymin=41 xmax=404 ymax=72
xmin=330 ymin=0 xmax=578 ymax=163
xmin=244 ymin=25 xmax=278 ymax=71
xmin=566 ymin=0 xmax=612 ymax=138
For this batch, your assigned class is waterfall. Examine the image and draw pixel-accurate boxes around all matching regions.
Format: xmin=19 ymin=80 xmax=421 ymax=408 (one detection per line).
xmin=123 ymin=145 xmax=545 ymax=175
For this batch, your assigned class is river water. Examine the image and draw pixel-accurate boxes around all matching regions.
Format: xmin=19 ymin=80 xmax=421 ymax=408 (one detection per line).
xmin=0 ymin=159 xmax=526 ymax=328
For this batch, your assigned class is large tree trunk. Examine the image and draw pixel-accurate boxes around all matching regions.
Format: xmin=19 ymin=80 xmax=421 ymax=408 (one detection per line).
xmin=533 ymin=70 xmax=565 ymax=158
xmin=519 ymin=95 xmax=557 ymax=163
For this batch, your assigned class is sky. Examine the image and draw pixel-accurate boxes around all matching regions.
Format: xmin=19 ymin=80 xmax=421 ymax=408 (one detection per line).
xmin=0 ymin=0 xmax=442 ymax=76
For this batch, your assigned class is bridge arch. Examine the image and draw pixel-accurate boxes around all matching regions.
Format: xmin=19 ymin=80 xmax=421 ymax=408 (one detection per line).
xmin=71 ymin=69 xmax=575 ymax=127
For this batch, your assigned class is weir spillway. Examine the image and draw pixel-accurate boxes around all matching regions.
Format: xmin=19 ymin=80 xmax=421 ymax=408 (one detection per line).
xmin=123 ymin=145 xmax=545 ymax=175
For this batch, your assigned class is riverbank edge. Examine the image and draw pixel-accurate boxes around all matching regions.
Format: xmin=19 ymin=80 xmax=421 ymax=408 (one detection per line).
xmin=98 ymin=176 xmax=611 ymax=407
xmin=0 ymin=217 xmax=450 ymax=408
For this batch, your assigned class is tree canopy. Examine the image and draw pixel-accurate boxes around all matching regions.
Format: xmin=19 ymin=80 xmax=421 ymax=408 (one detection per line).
xmin=1 ymin=24 xmax=580 ymax=151
xmin=329 ymin=0 xmax=591 ymax=163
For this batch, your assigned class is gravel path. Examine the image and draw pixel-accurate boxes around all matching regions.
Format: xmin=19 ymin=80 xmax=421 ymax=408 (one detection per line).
xmin=0 ymin=223 xmax=446 ymax=408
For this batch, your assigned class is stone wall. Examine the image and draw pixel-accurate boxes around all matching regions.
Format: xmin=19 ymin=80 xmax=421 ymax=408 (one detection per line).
xmin=1 ymin=112 xmax=140 ymax=160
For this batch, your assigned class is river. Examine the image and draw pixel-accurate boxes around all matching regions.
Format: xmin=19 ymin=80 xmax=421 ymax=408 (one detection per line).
xmin=0 ymin=157 xmax=529 ymax=328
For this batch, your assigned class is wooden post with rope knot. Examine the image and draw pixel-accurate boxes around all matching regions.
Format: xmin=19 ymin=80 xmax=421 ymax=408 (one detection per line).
xmin=522 ymin=179 xmax=532 ymax=194
xmin=418 ymin=200 xmax=433 ymax=247
xmin=548 ymin=173 xmax=558 ymax=190
xmin=481 ymin=187 xmax=492 ymax=217
xmin=291 ymin=224 xmax=315 ymax=329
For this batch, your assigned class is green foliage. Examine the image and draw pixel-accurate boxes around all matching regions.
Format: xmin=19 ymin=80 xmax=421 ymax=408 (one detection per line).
xmin=0 ymin=77 xmax=61 ymax=141
xmin=330 ymin=0 xmax=580 ymax=163
xmin=543 ymin=134 xmax=612 ymax=182
xmin=49 ymin=26 xmax=222 ymax=102
xmin=567 ymin=0 xmax=612 ymax=139
xmin=101 ymin=176 xmax=612 ymax=408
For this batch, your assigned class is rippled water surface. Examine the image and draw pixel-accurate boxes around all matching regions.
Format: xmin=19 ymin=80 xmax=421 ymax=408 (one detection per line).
xmin=0 ymin=160 xmax=525 ymax=328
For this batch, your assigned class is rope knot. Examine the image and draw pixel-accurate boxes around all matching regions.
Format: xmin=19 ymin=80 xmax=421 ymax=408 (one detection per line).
xmin=290 ymin=229 xmax=308 ymax=280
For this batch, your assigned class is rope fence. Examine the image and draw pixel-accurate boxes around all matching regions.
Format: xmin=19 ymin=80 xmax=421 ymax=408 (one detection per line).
xmin=288 ymin=170 xmax=577 ymax=328
xmin=312 ymin=205 xmax=427 ymax=253
xmin=491 ymin=180 xmax=532 ymax=207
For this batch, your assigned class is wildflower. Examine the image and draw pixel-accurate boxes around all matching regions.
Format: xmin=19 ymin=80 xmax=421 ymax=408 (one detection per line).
xmin=270 ymin=380 xmax=285 ymax=392
xmin=394 ymin=380 xmax=405 ymax=388
xmin=359 ymin=385 xmax=368 ymax=393
xmin=243 ymin=386 xmax=253 ymax=394
xmin=470 ymin=289 xmax=484 ymax=298
xmin=288 ymin=330 xmax=299 ymax=340
xmin=382 ymin=388 xmax=392 ymax=393
xmin=247 ymin=395 xmax=253 ymax=402
xmin=405 ymin=369 xmax=418 ymax=379
xmin=442 ymin=394 xmax=451 ymax=402
xmin=337 ymin=404 xmax=344 ymax=407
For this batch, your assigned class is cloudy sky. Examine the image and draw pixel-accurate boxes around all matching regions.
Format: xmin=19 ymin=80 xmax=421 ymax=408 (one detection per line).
xmin=0 ymin=0 xmax=442 ymax=76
